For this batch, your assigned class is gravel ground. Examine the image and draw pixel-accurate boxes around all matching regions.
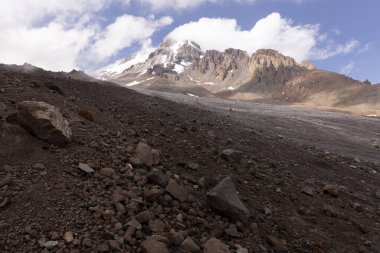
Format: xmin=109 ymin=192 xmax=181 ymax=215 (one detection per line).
xmin=0 ymin=69 xmax=379 ymax=253
xmin=134 ymin=88 xmax=380 ymax=164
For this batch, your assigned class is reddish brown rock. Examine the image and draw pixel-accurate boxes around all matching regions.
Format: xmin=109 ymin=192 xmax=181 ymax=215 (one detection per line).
xmin=145 ymin=188 xmax=162 ymax=202
xmin=323 ymin=185 xmax=339 ymax=197
xmin=78 ymin=109 xmax=93 ymax=121
xmin=149 ymin=219 xmax=165 ymax=233
xmin=165 ymin=180 xmax=189 ymax=202
xmin=204 ymin=238 xmax=230 ymax=253
xmin=99 ymin=167 xmax=116 ymax=178
xmin=267 ymin=235 xmax=287 ymax=252
xmin=134 ymin=141 xmax=160 ymax=167
xmin=167 ymin=229 xmax=184 ymax=245
xmin=142 ymin=238 xmax=169 ymax=253
xmin=322 ymin=204 xmax=338 ymax=217
xmin=135 ymin=211 xmax=154 ymax=223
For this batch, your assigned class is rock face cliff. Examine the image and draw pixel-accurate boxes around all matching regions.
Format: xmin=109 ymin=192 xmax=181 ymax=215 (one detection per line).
xmin=241 ymin=49 xmax=310 ymax=91
xmin=191 ymin=49 xmax=249 ymax=80
xmin=180 ymin=49 xmax=250 ymax=91
xmin=180 ymin=48 xmax=315 ymax=92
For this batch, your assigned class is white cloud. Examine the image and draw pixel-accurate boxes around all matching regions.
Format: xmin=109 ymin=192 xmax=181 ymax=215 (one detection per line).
xmin=0 ymin=0 xmax=362 ymax=72
xmin=0 ymin=0 xmax=123 ymax=28
xmin=86 ymin=15 xmax=172 ymax=63
xmin=340 ymin=62 xmax=356 ymax=75
xmin=137 ymin=0 xmax=218 ymax=11
xmin=136 ymin=0 xmax=255 ymax=11
xmin=0 ymin=23 xmax=94 ymax=72
xmin=0 ymin=0 xmax=168 ymax=71
xmin=166 ymin=13 xmax=360 ymax=62
xmin=135 ymin=0 xmax=309 ymax=11
xmin=167 ymin=13 xmax=318 ymax=62
xmin=311 ymin=38 xmax=359 ymax=60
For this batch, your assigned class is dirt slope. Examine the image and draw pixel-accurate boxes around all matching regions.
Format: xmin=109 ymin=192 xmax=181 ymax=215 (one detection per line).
xmin=0 ymin=67 xmax=379 ymax=253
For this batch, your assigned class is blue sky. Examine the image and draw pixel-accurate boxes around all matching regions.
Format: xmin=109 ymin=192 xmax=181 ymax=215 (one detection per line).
xmin=0 ymin=0 xmax=378 ymax=83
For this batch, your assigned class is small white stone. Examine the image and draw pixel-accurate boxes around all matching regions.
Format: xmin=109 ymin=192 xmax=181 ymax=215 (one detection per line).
xmin=78 ymin=163 xmax=95 ymax=174
xmin=43 ymin=240 xmax=59 ymax=249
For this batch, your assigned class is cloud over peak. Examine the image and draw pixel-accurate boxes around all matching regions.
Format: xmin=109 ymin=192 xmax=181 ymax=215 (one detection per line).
xmin=167 ymin=13 xmax=361 ymax=63
xmin=136 ymin=0 xmax=257 ymax=11
xmin=87 ymin=15 xmax=173 ymax=64
xmin=0 ymin=0 xmax=170 ymax=71
xmin=167 ymin=13 xmax=314 ymax=62
xmin=0 ymin=0 xmax=363 ymax=72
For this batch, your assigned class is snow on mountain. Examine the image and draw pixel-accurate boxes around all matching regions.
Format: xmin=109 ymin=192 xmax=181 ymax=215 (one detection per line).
xmin=95 ymin=39 xmax=203 ymax=84
xmin=95 ymin=45 xmax=155 ymax=80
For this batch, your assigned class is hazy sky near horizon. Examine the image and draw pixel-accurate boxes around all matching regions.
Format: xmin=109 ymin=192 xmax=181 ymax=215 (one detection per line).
xmin=0 ymin=0 xmax=379 ymax=83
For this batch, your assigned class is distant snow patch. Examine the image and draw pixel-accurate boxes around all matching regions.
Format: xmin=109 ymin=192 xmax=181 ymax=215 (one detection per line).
xmin=122 ymin=77 xmax=155 ymax=87
xmin=186 ymin=93 xmax=199 ymax=97
xmin=174 ymin=64 xmax=184 ymax=73
xmin=137 ymin=70 xmax=147 ymax=77
xmin=187 ymin=75 xmax=194 ymax=81
xmin=366 ymin=114 xmax=377 ymax=117
xmin=123 ymin=81 xmax=142 ymax=87
xmin=227 ymin=86 xmax=235 ymax=90
xmin=204 ymin=82 xmax=215 ymax=85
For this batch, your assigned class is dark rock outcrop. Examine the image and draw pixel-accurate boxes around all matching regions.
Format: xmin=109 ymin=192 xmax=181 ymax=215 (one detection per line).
xmin=206 ymin=176 xmax=250 ymax=222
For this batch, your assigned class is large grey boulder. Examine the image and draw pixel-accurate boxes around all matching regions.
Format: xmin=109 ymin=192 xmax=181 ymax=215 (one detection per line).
xmin=206 ymin=176 xmax=250 ymax=222
xmin=6 ymin=101 xmax=72 ymax=145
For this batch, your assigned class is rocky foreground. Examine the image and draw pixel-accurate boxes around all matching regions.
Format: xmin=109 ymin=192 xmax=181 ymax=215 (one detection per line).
xmin=0 ymin=68 xmax=379 ymax=253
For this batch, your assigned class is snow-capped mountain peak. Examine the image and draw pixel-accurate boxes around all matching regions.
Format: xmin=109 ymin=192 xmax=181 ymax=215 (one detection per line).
xmin=95 ymin=39 xmax=203 ymax=84
xmin=94 ymin=40 xmax=156 ymax=80
xmin=145 ymin=38 xmax=202 ymax=71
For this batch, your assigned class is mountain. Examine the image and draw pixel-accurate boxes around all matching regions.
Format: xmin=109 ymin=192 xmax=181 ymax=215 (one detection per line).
xmin=97 ymin=39 xmax=316 ymax=93
xmin=216 ymin=49 xmax=380 ymax=114
xmin=95 ymin=39 xmax=203 ymax=87
xmin=0 ymin=63 xmax=102 ymax=83
xmin=96 ymin=39 xmax=379 ymax=116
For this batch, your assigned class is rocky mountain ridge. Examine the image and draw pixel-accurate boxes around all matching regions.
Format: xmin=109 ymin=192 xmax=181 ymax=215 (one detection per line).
xmin=95 ymin=39 xmax=316 ymax=92
xmin=95 ymin=39 xmax=380 ymax=116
